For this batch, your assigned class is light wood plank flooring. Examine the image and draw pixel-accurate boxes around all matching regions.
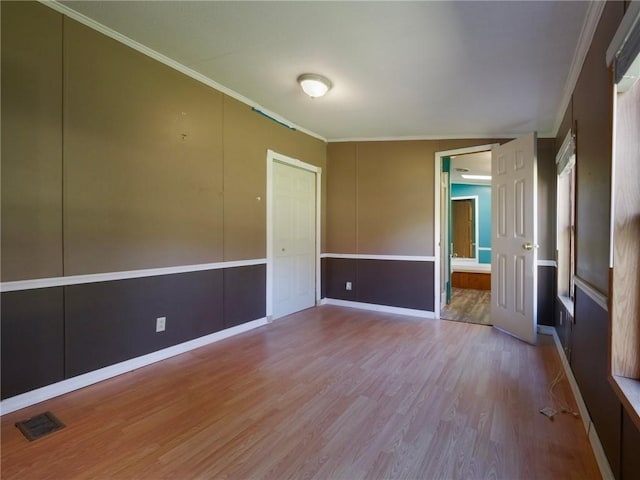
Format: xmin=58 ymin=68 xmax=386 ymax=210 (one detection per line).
xmin=441 ymin=287 xmax=492 ymax=325
xmin=1 ymin=306 xmax=599 ymax=479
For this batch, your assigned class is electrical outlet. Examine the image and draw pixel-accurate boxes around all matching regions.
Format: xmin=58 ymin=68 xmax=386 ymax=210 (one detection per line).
xmin=156 ymin=317 xmax=166 ymax=332
xmin=346 ymin=281 xmax=352 ymax=291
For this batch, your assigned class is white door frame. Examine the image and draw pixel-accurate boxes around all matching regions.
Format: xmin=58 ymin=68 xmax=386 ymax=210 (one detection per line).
xmin=266 ymin=149 xmax=322 ymax=320
xmin=434 ymin=144 xmax=498 ymax=318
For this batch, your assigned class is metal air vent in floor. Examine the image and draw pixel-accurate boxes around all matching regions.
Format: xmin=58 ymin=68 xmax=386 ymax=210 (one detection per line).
xmin=15 ymin=411 xmax=65 ymax=441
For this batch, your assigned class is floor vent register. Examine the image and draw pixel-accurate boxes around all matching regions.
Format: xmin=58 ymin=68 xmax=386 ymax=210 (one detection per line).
xmin=15 ymin=411 xmax=65 ymax=441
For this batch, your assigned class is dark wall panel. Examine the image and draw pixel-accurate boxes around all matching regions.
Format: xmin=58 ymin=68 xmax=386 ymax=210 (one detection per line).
xmin=572 ymin=287 xmax=621 ymax=478
xmin=571 ymin=1 xmax=625 ymax=294
xmin=622 ymin=408 xmax=640 ymax=480
xmin=1 ymin=288 xmax=64 ymax=399
xmin=223 ymin=264 xmax=266 ymax=329
xmin=537 ymin=266 xmax=556 ymax=326
xmin=326 ymin=258 xmax=358 ymax=301
xmin=537 ymin=138 xmax=556 ymax=260
xmin=65 ymin=270 xmax=223 ymax=378
xmin=321 ymin=257 xmax=327 ymax=299
xmin=555 ymin=298 xmax=573 ymax=362
xmin=357 ymin=260 xmax=434 ymax=311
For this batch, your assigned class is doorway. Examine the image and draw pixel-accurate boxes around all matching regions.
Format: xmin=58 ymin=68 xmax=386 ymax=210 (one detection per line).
xmin=266 ymin=150 xmax=321 ymax=320
xmin=434 ymin=145 xmax=497 ymax=325
xmin=451 ymin=196 xmax=478 ymax=260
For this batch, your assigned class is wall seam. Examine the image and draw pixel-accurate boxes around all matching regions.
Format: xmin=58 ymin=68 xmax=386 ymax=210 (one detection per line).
xmin=355 ymin=143 xmax=360 ymax=300
xmin=355 ymin=143 xmax=359 ymax=255
xmin=61 ymin=14 xmax=65 ymax=278
xmin=221 ymin=95 xmax=226 ymax=327
xmin=61 ymin=13 xmax=67 ymax=379
xmin=222 ymin=95 xmax=226 ymax=263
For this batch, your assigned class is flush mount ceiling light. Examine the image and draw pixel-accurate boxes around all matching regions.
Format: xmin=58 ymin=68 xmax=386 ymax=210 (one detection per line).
xmin=297 ymin=73 xmax=332 ymax=98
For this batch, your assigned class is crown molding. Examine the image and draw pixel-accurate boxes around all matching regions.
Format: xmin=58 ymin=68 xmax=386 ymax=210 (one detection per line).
xmin=39 ymin=1 xmax=327 ymax=143
xmin=551 ymin=1 xmax=607 ymax=138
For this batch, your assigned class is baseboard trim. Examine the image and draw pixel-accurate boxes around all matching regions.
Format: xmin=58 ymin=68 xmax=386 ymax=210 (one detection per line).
xmin=538 ymin=325 xmax=615 ymax=480
xmin=0 ymin=317 xmax=268 ymax=416
xmin=321 ymin=298 xmax=435 ymax=319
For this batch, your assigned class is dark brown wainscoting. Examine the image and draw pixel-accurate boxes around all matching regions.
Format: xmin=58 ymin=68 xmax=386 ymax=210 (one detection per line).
xmin=622 ymin=407 xmax=640 ymax=479
xmin=65 ymin=270 xmax=225 ymax=377
xmin=325 ymin=257 xmax=357 ymax=301
xmin=223 ymin=264 xmax=266 ymax=329
xmin=1 ymin=264 xmax=266 ymax=399
xmin=537 ymin=265 xmax=556 ymax=326
xmin=325 ymin=258 xmax=434 ymax=311
xmin=572 ymin=286 xmax=621 ymax=478
xmin=1 ymin=288 xmax=64 ymax=399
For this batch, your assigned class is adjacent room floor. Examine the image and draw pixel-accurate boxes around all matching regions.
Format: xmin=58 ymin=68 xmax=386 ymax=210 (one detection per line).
xmin=1 ymin=305 xmax=600 ymax=479
xmin=440 ymin=287 xmax=492 ymax=325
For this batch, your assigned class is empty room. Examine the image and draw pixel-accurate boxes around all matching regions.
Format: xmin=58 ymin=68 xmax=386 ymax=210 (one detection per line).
xmin=2 ymin=1 xmax=639 ymax=479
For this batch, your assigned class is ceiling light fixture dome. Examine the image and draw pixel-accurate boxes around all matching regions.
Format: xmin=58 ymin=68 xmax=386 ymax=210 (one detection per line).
xmin=297 ymin=73 xmax=332 ymax=98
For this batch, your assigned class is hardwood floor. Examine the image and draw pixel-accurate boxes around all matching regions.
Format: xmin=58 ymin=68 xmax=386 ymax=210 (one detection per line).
xmin=1 ymin=305 xmax=600 ymax=479
xmin=441 ymin=287 xmax=492 ymax=325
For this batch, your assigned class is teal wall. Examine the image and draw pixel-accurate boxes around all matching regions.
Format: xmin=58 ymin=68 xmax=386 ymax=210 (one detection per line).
xmin=451 ymin=183 xmax=491 ymax=264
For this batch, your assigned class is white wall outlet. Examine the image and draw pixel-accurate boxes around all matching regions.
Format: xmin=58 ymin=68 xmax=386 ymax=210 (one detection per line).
xmin=346 ymin=281 xmax=352 ymax=291
xmin=156 ymin=317 xmax=166 ymax=332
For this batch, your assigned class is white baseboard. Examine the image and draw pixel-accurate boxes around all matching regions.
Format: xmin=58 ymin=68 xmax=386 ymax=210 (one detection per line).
xmin=538 ymin=325 xmax=615 ymax=480
xmin=0 ymin=317 xmax=268 ymax=416
xmin=321 ymin=298 xmax=435 ymax=319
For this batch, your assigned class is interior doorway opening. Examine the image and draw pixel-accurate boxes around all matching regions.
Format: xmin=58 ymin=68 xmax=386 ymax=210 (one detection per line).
xmin=434 ymin=144 xmax=497 ymax=325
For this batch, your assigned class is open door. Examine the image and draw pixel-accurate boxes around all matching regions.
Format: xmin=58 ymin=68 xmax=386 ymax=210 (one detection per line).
xmin=491 ymin=133 xmax=538 ymax=344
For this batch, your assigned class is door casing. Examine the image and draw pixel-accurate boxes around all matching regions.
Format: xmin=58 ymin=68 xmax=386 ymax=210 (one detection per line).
xmin=434 ymin=144 xmax=498 ymax=318
xmin=266 ymin=149 xmax=322 ymax=320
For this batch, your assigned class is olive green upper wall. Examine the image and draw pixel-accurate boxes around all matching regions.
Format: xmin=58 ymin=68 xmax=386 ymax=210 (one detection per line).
xmin=223 ymin=96 xmax=326 ymax=262
xmin=63 ymin=19 xmax=225 ymax=274
xmin=555 ymin=1 xmax=625 ymax=295
xmin=1 ymin=1 xmax=326 ymax=281
xmin=1 ymin=2 xmax=63 ymax=280
xmin=0 ymin=1 xmax=561 ymax=281
xmin=327 ymin=138 xmax=556 ymax=258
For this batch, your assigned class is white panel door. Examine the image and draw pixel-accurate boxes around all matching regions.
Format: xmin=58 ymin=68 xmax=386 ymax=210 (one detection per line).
xmin=491 ymin=133 xmax=538 ymax=344
xmin=273 ymin=161 xmax=316 ymax=319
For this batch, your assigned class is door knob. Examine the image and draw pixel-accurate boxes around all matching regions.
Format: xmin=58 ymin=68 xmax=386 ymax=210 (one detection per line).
xmin=522 ymin=242 xmax=538 ymax=251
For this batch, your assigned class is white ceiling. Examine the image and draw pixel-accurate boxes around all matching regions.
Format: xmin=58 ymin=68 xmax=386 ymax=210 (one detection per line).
xmin=450 ymin=151 xmax=492 ymax=185
xmin=59 ymin=1 xmax=592 ymax=141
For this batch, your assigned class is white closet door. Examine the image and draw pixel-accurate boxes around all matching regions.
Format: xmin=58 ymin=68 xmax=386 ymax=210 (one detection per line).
xmin=272 ymin=161 xmax=316 ymax=319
